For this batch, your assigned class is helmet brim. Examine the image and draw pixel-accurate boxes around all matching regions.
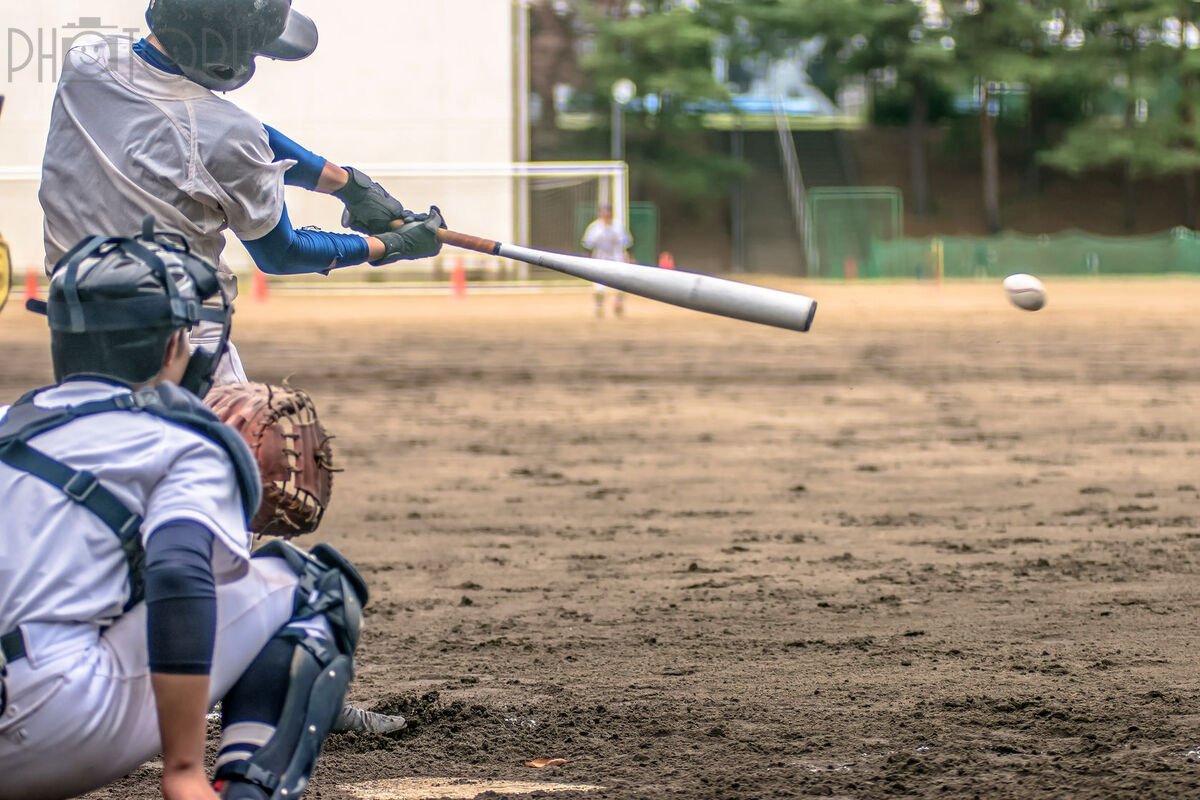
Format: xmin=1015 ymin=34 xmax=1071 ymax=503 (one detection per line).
xmin=259 ymin=8 xmax=318 ymax=61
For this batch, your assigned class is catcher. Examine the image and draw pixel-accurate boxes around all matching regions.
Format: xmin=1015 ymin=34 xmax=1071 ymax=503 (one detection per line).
xmin=39 ymin=0 xmax=415 ymax=733
xmin=0 ymin=224 xmax=364 ymax=800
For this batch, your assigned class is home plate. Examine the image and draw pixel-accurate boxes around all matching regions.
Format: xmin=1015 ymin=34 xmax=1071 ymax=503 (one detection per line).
xmin=341 ymin=776 xmax=605 ymax=799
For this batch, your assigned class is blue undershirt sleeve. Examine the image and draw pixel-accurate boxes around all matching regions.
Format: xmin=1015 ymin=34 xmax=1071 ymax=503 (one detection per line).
xmin=144 ymin=521 xmax=217 ymax=676
xmin=264 ymin=125 xmax=327 ymax=191
xmin=243 ymin=203 xmax=371 ymax=275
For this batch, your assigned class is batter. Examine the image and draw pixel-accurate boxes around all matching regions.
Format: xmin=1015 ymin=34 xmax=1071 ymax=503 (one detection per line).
xmin=40 ymin=0 xmax=441 ymax=384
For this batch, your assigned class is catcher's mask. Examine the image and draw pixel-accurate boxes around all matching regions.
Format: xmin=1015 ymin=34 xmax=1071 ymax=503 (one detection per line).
xmin=147 ymin=0 xmax=318 ymax=92
xmin=29 ymin=216 xmax=233 ymax=399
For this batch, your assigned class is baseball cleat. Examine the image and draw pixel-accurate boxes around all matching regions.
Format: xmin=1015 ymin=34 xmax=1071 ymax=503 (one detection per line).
xmin=332 ymin=704 xmax=408 ymax=734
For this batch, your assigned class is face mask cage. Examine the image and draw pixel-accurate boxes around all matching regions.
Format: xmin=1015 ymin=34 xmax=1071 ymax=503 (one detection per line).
xmin=33 ymin=217 xmax=234 ymax=398
xmin=142 ymin=220 xmax=235 ymax=398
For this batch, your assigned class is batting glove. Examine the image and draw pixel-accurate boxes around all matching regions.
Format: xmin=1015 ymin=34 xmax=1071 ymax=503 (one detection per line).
xmin=335 ymin=166 xmax=413 ymax=235
xmin=371 ymin=206 xmax=446 ymax=264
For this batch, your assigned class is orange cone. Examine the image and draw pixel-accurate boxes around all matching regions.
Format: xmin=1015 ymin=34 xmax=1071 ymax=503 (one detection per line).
xmin=451 ymin=258 xmax=467 ymax=299
xmin=657 ymin=251 xmax=676 ymax=270
xmin=23 ymin=266 xmax=40 ymax=302
xmin=252 ymin=270 xmax=269 ymax=303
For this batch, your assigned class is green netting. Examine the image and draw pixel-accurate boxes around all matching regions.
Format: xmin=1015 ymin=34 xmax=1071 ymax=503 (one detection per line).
xmin=807 ymin=188 xmax=904 ymax=277
xmin=868 ymin=229 xmax=1200 ymax=279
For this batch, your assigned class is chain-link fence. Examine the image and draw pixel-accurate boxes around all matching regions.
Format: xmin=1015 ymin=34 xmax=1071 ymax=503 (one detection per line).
xmin=870 ymin=229 xmax=1200 ymax=279
xmin=807 ymin=187 xmax=1200 ymax=279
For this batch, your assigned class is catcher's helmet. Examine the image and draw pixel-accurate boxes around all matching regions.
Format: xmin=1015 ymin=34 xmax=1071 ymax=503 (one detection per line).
xmin=146 ymin=0 xmax=318 ymax=91
xmin=29 ymin=217 xmax=233 ymax=399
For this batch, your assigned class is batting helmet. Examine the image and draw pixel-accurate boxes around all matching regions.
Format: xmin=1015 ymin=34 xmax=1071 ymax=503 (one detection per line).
xmin=29 ymin=217 xmax=233 ymax=399
xmin=146 ymin=0 xmax=318 ymax=92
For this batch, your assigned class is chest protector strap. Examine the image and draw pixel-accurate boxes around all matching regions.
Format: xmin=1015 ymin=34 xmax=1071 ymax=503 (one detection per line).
xmin=0 ymin=384 xmax=262 ymax=609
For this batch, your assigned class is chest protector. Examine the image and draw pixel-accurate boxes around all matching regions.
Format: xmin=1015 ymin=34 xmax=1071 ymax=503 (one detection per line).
xmin=0 ymin=383 xmax=262 ymax=609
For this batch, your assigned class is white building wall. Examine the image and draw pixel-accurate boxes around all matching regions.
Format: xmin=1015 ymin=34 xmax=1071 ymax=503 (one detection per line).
xmin=0 ymin=0 xmax=517 ymax=272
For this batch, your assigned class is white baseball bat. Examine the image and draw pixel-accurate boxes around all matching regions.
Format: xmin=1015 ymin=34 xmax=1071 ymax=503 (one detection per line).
xmin=433 ymin=229 xmax=818 ymax=333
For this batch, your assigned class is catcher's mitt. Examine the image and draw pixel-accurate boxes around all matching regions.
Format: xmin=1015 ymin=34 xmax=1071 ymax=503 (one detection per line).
xmin=205 ymin=382 xmax=336 ymax=538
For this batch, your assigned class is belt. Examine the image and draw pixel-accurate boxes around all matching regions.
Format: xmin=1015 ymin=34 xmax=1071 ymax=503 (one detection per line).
xmin=1 ymin=628 xmax=25 ymax=668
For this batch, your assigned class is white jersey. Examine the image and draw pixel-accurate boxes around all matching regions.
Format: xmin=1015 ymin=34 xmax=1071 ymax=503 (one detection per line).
xmin=581 ymin=219 xmax=633 ymax=262
xmin=39 ymin=36 xmax=289 ymax=278
xmin=0 ymin=381 xmax=311 ymax=800
xmin=39 ymin=36 xmax=280 ymax=384
xmin=0 ymin=380 xmax=252 ymax=636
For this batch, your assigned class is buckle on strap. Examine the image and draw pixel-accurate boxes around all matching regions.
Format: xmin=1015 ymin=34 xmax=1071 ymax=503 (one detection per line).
xmin=119 ymin=513 xmax=143 ymax=539
xmin=215 ymin=760 xmax=280 ymax=793
xmin=112 ymin=393 xmax=156 ymax=412
xmin=1 ymin=628 xmax=26 ymax=667
xmin=63 ymin=471 xmax=99 ymax=502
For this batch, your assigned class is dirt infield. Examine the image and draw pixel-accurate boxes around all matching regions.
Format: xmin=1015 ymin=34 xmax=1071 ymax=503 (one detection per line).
xmin=3 ymin=277 xmax=1199 ymax=799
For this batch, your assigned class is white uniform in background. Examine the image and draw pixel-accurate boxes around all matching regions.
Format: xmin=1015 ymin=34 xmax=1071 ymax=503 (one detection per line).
xmin=0 ymin=381 xmax=306 ymax=800
xmin=39 ymin=37 xmax=289 ymax=385
xmin=581 ymin=217 xmax=634 ymax=316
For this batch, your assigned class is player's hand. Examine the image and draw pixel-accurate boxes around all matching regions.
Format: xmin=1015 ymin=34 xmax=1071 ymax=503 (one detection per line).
xmin=335 ymin=166 xmax=409 ymax=235
xmin=161 ymin=765 xmax=219 ymax=800
xmin=371 ymin=206 xmax=446 ymax=265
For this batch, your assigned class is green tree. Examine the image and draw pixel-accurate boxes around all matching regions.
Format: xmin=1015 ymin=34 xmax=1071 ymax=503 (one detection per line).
xmin=578 ymin=0 xmax=745 ymax=200
xmin=1170 ymin=2 xmax=1200 ymax=225
xmin=948 ymin=0 xmax=1051 ymax=233
xmin=1005 ymin=2 xmax=1107 ymax=196
xmin=1040 ymin=0 xmax=1200 ymax=228
xmin=737 ymin=0 xmax=959 ymax=216
xmin=530 ymin=2 xmax=585 ymax=137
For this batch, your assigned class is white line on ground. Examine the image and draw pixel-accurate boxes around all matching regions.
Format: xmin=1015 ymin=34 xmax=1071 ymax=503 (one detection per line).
xmin=340 ymin=776 xmax=604 ymax=799
xmin=268 ymin=283 xmax=588 ymax=297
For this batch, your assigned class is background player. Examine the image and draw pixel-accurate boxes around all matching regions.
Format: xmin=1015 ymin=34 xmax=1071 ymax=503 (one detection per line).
xmin=37 ymin=0 xmax=417 ymax=732
xmin=581 ymin=204 xmax=634 ymax=318
xmin=0 ymin=226 xmax=365 ymax=800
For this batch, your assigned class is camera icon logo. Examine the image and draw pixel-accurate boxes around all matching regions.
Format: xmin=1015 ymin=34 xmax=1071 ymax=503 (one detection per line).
xmin=6 ymin=16 xmax=142 ymax=84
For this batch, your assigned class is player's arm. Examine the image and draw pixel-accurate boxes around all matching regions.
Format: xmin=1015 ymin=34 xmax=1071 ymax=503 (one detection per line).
xmin=264 ymin=125 xmax=417 ymax=234
xmin=241 ymin=203 xmax=443 ymax=274
xmin=262 ymin=126 xmax=348 ymax=195
xmin=581 ymin=221 xmax=600 ymax=251
xmin=144 ymin=521 xmax=219 ymax=800
xmin=241 ymin=126 xmax=442 ymax=272
xmin=242 ymin=204 xmax=374 ymax=274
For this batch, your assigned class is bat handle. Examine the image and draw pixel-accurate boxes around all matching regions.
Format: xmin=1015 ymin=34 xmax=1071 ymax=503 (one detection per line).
xmin=387 ymin=218 xmax=501 ymax=256
xmin=438 ymin=229 xmax=501 ymax=255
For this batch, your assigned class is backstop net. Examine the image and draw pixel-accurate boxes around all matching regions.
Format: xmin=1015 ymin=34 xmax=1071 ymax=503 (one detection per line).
xmin=805 ymin=187 xmax=904 ymax=278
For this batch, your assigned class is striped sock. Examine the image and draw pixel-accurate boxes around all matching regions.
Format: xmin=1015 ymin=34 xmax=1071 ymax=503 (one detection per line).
xmin=215 ymin=721 xmax=276 ymax=772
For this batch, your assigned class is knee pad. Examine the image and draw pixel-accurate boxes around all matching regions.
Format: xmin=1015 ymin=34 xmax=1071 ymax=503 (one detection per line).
xmin=219 ymin=542 xmax=369 ymax=798
xmin=254 ymin=539 xmax=367 ymax=655
xmin=216 ymin=646 xmax=354 ymax=799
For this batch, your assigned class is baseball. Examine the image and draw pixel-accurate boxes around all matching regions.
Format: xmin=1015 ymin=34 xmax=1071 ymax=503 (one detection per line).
xmin=1003 ymin=273 xmax=1047 ymax=311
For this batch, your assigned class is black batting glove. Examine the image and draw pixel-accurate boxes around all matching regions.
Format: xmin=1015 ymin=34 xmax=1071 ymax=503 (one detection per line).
xmin=371 ymin=206 xmax=446 ymax=265
xmin=335 ymin=166 xmax=413 ymax=235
